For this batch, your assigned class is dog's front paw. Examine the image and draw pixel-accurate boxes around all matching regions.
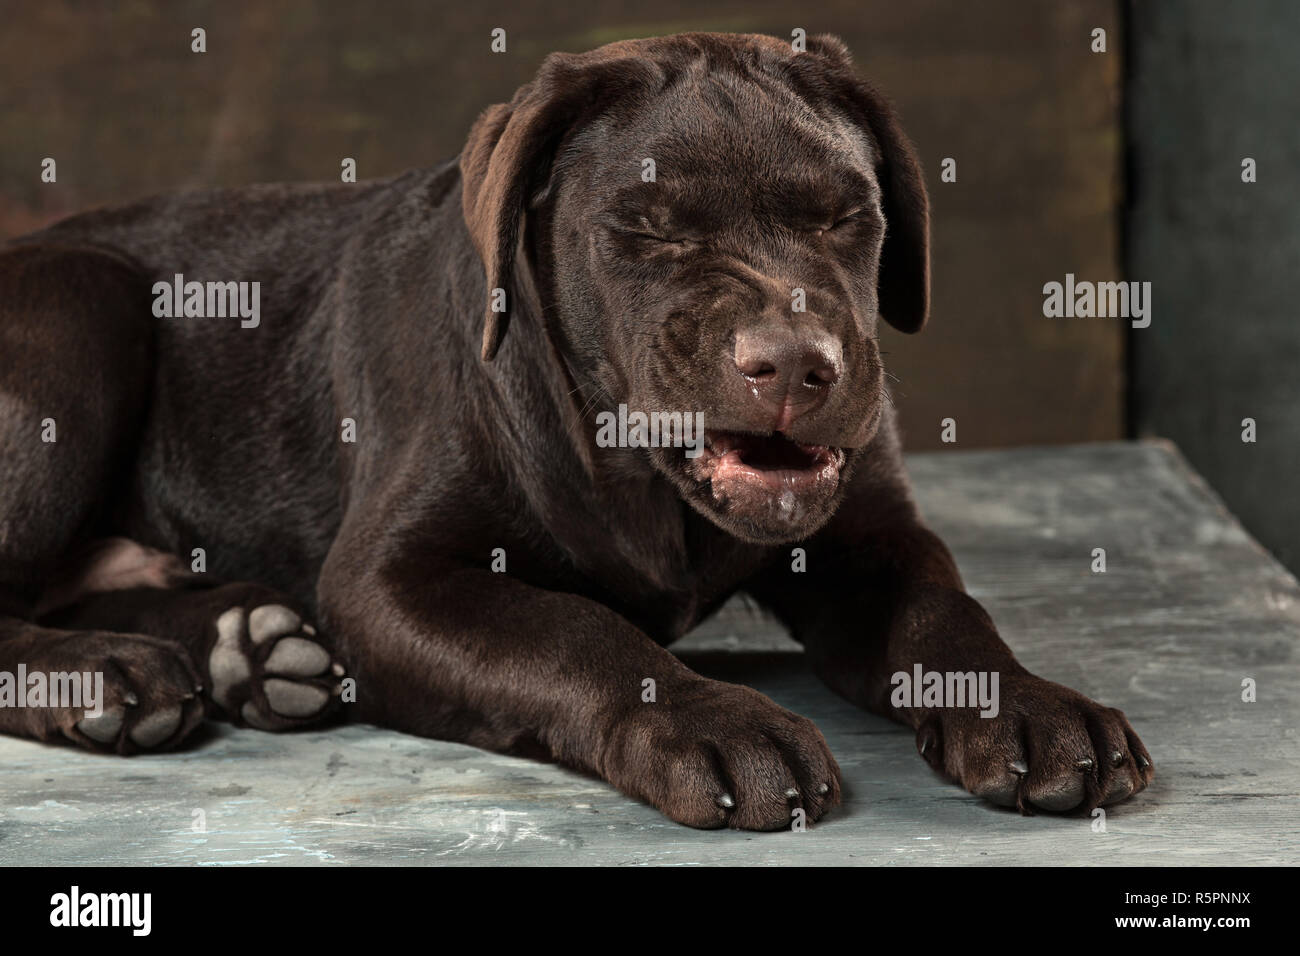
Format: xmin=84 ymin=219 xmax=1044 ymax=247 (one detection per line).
xmin=914 ymin=674 xmax=1153 ymax=813
xmin=603 ymin=680 xmax=842 ymax=830
xmin=208 ymin=602 xmax=345 ymax=729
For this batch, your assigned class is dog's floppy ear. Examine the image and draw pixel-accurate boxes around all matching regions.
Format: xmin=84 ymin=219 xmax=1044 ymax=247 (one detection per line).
xmin=461 ymin=51 xmax=659 ymax=361
xmin=801 ymin=35 xmax=930 ymax=334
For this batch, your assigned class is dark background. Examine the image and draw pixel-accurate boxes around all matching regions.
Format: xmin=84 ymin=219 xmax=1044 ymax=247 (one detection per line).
xmin=1128 ymin=1 xmax=1300 ymax=573
xmin=0 ymin=1 xmax=1293 ymax=572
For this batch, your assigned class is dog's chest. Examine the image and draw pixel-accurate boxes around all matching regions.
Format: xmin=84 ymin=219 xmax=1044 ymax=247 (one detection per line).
xmin=588 ymin=537 xmax=768 ymax=646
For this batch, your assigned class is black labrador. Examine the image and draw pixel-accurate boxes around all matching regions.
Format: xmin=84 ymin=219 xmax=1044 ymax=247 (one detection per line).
xmin=0 ymin=32 xmax=1151 ymax=829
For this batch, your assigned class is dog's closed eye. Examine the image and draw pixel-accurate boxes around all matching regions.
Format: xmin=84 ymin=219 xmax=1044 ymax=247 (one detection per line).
xmin=811 ymin=209 xmax=880 ymax=235
xmin=630 ymin=230 xmax=685 ymax=244
xmin=606 ymin=214 xmax=689 ymax=246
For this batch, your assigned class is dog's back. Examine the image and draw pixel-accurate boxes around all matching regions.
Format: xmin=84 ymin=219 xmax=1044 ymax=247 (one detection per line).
xmin=7 ymin=169 xmax=459 ymax=597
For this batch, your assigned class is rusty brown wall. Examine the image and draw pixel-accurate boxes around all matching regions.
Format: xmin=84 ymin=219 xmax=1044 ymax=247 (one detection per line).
xmin=0 ymin=0 xmax=1123 ymax=450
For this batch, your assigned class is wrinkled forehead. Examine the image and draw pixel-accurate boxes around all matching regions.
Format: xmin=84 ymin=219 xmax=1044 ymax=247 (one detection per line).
xmin=551 ymin=59 xmax=881 ymax=214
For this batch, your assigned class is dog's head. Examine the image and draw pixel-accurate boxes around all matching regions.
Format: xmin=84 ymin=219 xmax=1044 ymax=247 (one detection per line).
xmin=461 ymin=33 xmax=929 ymax=545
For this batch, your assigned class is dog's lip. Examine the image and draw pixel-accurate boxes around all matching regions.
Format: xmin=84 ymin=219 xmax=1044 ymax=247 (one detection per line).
xmin=694 ymin=429 xmax=845 ymax=491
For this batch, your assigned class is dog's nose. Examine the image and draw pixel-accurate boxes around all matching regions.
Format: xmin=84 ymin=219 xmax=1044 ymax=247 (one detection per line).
xmin=733 ymin=326 xmax=841 ymax=422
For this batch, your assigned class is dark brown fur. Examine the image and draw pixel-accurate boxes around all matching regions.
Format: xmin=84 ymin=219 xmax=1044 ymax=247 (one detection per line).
xmin=0 ymin=33 xmax=1151 ymax=829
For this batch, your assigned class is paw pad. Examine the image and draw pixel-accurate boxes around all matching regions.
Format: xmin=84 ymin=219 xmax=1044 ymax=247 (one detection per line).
xmin=208 ymin=603 xmax=343 ymax=729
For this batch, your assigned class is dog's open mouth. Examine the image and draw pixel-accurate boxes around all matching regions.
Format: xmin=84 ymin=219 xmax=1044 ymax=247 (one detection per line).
xmin=692 ymin=430 xmax=845 ymax=495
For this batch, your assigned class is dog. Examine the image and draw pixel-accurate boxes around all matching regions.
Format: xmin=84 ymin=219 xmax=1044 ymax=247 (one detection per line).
xmin=0 ymin=32 xmax=1152 ymax=829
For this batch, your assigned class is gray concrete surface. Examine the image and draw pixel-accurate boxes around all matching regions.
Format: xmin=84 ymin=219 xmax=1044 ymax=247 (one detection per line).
xmin=1 ymin=442 xmax=1297 ymax=865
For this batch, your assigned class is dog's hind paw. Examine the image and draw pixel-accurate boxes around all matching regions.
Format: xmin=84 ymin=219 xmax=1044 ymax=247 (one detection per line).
xmin=39 ymin=632 xmax=207 ymax=754
xmin=208 ymin=603 xmax=345 ymax=730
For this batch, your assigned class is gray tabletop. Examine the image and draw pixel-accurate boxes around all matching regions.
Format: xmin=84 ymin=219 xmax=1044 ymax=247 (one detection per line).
xmin=2 ymin=441 xmax=1296 ymax=865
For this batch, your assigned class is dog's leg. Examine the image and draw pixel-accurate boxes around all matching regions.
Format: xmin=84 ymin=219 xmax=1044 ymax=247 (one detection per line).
xmin=0 ymin=245 xmax=206 ymax=752
xmin=43 ymin=579 xmax=345 ymax=731
xmin=316 ymin=532 xmax=841 ymax=830
xmin=749 ymin=515 xmax=1155 ymax=813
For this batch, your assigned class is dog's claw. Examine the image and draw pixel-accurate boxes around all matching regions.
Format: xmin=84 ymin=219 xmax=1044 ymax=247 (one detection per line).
xmin=817 ymin=782 xmax=830 ymax=795
xmin=783 ymin=787 xmax=799 ymax=799
xmin=716 ymin=792 xmax=735 ymax=809
xmin=1109 ymin=750 xmax=1125 ymax=768
xmin=1009 ymin=759 xmax=1028 ymax=776
xmin=1075 ymin=757 xmax=1095 ymax=771
xmin=123 ymin=691 xmax=139 ymax=707
xmin=1136 ymin=754 xmax=1151 ymax=770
